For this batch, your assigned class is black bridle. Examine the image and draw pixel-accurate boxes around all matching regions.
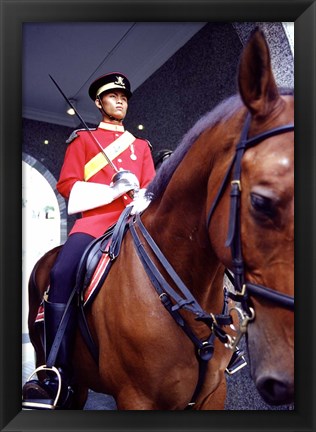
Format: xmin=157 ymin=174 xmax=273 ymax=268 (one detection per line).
xmin=207 ymin=113 xmax=294 ymax=318
xmin=129 ymin=111 xmax=294 ymax=405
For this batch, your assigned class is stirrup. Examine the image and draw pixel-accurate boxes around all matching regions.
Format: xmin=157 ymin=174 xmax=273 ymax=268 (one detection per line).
xmin=22 ymin=365 xmax=62 ymax=410
xmin=225 ymin=348 xmax=247 ymax=375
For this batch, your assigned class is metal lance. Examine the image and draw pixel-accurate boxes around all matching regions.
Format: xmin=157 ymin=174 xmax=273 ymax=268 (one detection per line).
xmin=49 ymin=74 xmax=119 ymax=174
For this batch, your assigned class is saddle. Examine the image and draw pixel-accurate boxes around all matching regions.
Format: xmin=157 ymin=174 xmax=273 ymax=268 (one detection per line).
xmin=79 ymin=206 xmax=132 ymax=304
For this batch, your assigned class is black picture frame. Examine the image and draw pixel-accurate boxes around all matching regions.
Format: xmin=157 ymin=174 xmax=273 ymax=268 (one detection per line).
xmin=1 ymin=1 xmax=315 ymax=431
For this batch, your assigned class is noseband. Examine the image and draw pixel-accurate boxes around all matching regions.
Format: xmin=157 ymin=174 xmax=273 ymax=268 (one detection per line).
xmin=207 ymin=113 xmax=295 ymax=321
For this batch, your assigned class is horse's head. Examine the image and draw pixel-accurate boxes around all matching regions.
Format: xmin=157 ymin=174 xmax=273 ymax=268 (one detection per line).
xmin=235 ymin=29 xmax=294 ymax=405
xmin=208 ymin=28 xmax=294 ymax=405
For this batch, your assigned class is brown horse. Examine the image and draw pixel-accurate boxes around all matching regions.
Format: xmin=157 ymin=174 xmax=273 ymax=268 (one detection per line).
xmin=26 ymin=28 xmax=294 ymax=410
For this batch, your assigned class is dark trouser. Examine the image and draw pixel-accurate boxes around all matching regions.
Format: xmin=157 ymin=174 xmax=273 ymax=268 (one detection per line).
xmin=46 ymin=231 xmax=95 ymax=369
xmin=48 ymin=232 xmax=95 ymax=303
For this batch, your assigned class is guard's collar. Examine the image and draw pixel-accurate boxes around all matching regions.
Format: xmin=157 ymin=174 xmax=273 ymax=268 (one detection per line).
xmin=99 ymin=122 xmax=125 ymax=132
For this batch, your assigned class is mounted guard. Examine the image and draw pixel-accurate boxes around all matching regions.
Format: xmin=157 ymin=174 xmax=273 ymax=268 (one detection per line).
xmin=22 ymin=72 xmax=156 ymax=409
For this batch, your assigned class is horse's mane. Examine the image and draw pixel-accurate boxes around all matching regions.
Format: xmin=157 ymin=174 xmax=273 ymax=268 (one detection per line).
xmin=147 ymin=88 xmax=294 ymax=201
xmin=146 ymin=94 xmax=243 ymax=200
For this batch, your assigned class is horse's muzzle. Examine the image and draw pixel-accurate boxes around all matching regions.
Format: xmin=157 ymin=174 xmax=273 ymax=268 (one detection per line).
xmin=255 ymin=373 xmax=294 ymax=406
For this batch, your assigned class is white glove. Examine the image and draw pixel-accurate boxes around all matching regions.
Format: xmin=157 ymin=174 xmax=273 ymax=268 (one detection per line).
xmin=110 ymin=170 xmax=140 ymax=198
xmin=128 ymin=189 xmax=152 ymax=215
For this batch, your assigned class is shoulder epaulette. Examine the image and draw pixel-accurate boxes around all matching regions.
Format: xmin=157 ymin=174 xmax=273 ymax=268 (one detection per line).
xmin=66 ymin=127 xmax=97 ymax=144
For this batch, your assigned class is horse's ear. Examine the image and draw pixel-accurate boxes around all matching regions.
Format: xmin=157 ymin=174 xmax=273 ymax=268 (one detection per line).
xmin=238 ymin=27 xmax=279 ymax=117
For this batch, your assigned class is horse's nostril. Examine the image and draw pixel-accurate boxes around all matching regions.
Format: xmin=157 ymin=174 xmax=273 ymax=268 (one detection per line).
xmin=257 ymin=376 xmax=294 ymax=406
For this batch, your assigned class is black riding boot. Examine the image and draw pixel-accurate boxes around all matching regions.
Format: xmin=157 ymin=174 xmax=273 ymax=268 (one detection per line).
xmin=22 ymin=299 xmax=76 ymax=410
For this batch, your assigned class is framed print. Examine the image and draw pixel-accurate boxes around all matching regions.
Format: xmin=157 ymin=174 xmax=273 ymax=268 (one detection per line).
xmin=0 ymin=0 xmax=315 ymax=431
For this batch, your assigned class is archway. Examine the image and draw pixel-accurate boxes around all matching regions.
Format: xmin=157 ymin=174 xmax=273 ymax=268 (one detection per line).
xmin=22 ymin=154 xmax=67 ymax=383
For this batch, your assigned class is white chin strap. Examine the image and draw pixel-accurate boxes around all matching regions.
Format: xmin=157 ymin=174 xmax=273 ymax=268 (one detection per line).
xmin=68 ymin=172 xmax=140 ymax=215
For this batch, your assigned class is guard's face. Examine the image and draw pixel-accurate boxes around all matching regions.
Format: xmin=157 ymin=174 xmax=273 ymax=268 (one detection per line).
xmin=96 ymin=90 xmax=128 ymax=121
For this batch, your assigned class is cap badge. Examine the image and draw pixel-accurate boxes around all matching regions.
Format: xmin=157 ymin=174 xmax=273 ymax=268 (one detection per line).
xmin=114 ymin=76 xmax=125 ymax=87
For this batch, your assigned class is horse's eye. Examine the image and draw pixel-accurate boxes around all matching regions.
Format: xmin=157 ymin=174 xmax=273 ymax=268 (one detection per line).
xmin=250 ymin=193 xmax=276 ymax=219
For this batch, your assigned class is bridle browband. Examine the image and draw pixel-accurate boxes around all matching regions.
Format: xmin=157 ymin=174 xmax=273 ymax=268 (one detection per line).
xmin=207 ymin=113 xmax=294 ymax=316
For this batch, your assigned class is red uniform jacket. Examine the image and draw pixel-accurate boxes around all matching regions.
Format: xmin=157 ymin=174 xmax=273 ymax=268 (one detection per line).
xmin=57 ymin=122 xmax=156 ymax=238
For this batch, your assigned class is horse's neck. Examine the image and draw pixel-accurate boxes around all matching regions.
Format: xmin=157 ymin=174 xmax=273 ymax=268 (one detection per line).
xmin=143 ymin=132 xmax=232 ymax=308
xmin=142 ymin=208 xmax=223 ymax=313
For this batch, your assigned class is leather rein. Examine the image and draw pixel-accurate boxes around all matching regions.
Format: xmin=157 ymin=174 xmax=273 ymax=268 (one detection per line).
xmin=129 ymin=111 xmax=294 ymax=406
